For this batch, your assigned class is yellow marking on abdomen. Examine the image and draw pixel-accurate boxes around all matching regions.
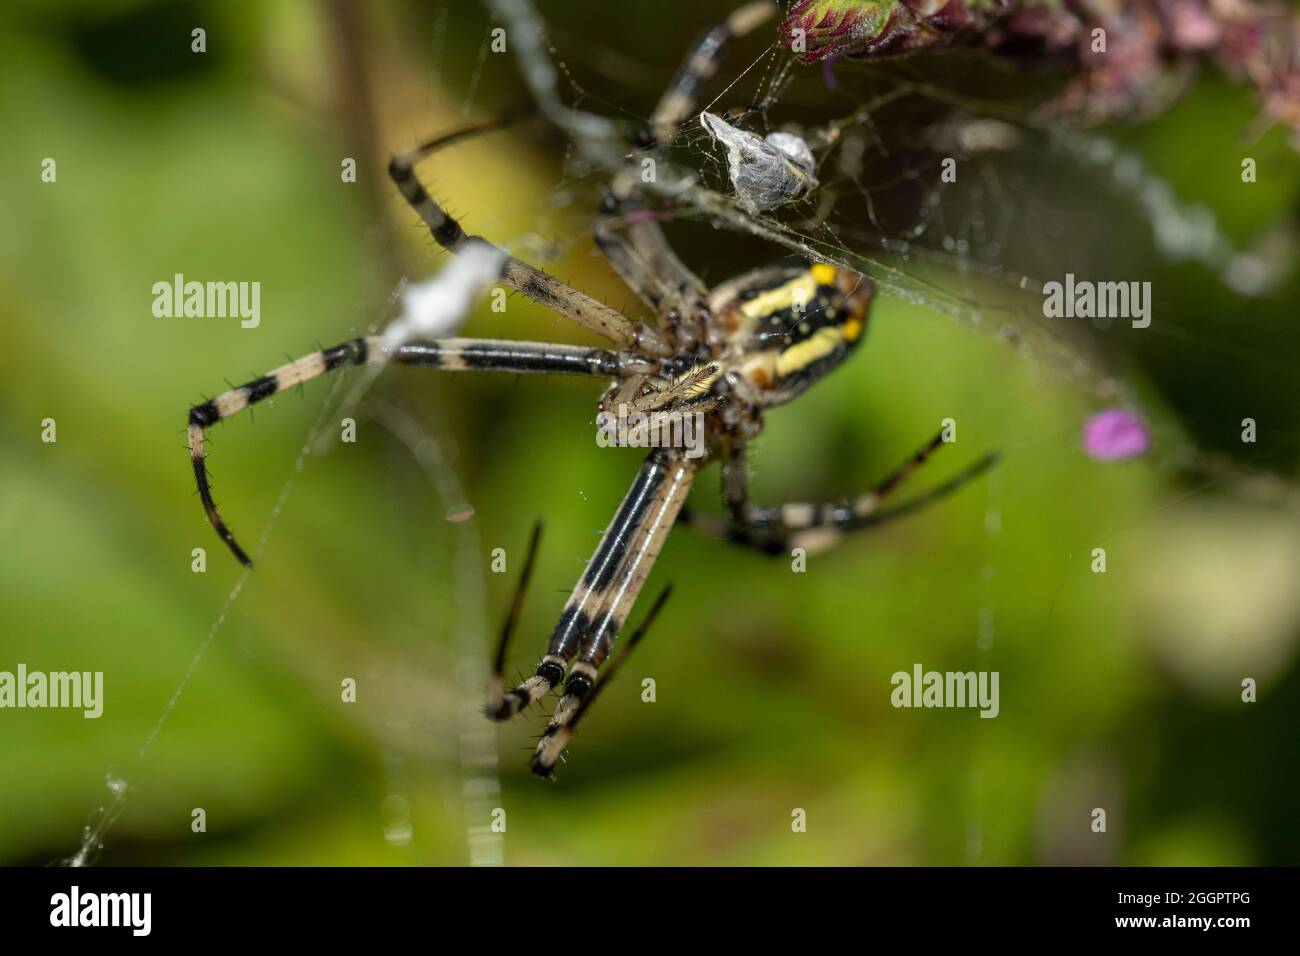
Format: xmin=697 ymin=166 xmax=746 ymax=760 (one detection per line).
xmin=775 ymin=325 xmax=844 ymax=377
xmin=740 ymin=272 xmax=818 ymax=323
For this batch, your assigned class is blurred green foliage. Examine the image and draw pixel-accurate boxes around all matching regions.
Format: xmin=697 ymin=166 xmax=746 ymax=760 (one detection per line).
xmin=1 ymin=0 xmax=1297 ymax=866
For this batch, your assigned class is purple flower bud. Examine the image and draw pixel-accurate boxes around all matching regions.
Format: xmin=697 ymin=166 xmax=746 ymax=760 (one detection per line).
xmin=1083 ymin=408 xmax=1150 ymax=461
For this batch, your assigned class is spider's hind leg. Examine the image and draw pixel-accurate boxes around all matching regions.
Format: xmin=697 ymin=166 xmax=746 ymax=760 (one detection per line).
xmin=485 ymin=451 xmax=692 ymax=725
xmin=484 ymin=450 xmax=697 ymax=777
xmin=680 ymin=431 xmax=1000 ymax=555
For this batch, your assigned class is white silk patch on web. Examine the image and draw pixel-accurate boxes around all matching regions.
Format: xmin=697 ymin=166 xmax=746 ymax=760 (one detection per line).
xmin=382 ymin=242 xmax=506 ymax=352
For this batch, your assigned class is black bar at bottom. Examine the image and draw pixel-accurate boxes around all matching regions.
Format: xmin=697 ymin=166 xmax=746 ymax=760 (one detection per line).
xmin=0 ymin=865 xmax=1287 ymax=941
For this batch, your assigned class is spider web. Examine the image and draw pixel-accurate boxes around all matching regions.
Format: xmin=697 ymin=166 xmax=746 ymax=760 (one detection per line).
xmin=61 ymin=0 xmax=1298 ymax=868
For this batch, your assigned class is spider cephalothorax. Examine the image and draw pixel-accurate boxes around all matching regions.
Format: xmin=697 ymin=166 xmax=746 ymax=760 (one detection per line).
xmin=186 ymin=0 xmax=995 ymax=776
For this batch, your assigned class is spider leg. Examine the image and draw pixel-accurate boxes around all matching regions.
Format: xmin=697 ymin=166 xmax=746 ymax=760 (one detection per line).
xmin=594 ymin=1 xmax=777 ymax=339
xmin=486 ymin=519 xmax=544 ymax=717
xmin=645 ymin=0 xmax=778 ymax=146
xmin=678 ymin=431 xmax=1000 ymax=555
xmin=529 ymin=452 xmax=698 ymax=774
xmin=388 ymin=141 xmax=671 ymax=355
xmin=487 ymin=450 xmax=697 ymax=731
xmin=596 ymin=178 xmax=709 ymax=327
xmin=593 ymin=202 xmax=688 ymax=315
xmin=532 ymin=583 xmax=674 ymax=778
xmin=188 ymin=336 xmax=636 ymax=567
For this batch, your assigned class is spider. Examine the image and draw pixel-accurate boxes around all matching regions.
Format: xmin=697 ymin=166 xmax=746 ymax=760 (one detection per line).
xmin=186 ymin=0 xmax=997 ymax=777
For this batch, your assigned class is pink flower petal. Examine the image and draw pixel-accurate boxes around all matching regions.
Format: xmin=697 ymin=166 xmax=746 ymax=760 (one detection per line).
xmin=1083 ymin=408 xmax=1150 ymax=461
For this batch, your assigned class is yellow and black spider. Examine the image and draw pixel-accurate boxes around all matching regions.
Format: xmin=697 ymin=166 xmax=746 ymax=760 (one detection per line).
xmin=185 ymin=1 xmax=996 ymax=777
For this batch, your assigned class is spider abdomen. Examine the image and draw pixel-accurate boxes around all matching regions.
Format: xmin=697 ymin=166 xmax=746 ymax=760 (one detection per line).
xmin=711 ymin=260 xmax=873 ymax=403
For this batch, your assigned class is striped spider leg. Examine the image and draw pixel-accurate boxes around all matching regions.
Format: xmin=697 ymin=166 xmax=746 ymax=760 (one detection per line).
xmin=595 ymin=1 xmax=779 ymax=342
xmin=189 ymin=112 xmax=676 ymax=566
xmin=680 ymin=432 xmax=1002 ymax=556
xmin=486 ymin=449 xmax=699 ymax=777
xmin=490 ymin=512 xmax=677 ymax=779
xmin=644 ymin=0 xmax=779 ymax=147
xmin=532 ymin=582 xmax=675 ymax=777
xmin=530 ymin=450 xmax=697 ymax=772
xmin=388 ymin=133 xmax=671 ymax=357
xmin=186 ymin=337 xmax=651 ymax=567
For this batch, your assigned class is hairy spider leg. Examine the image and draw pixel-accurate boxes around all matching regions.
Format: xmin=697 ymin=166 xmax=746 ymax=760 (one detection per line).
xmin=593 ymin=191 xmax=700 ymax=318
xmin=387 ymin=137 xmax=671 ymax=355
xmin=530 ymin=453 xmax=697 ymax=774
xmin=532 ymin=582 xmax=675 ymax=777
xmin=595 ymin=1 xmax=778 ymax=338
xmin=679 ymin=430 xmax=1000 ymax=555
xmin=485 ymin=450 xmax=695 ymax=741
xmin=188 ymin=337 xmax=631 ymax=567
xmin=647 ymin=0 xmax=778 ymax=144
xmin=486 ymin=519 xmax=544 ymax=716
xmin=485 ymin=450 xmax=682 ymax=719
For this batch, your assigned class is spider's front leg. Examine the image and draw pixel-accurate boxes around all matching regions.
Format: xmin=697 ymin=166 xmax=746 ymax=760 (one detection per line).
xmin=485 ymin=449 xmax=698 ymax=777
xmin=679 ymin=431 xmax=1000 ymax=556
xmin=534 ymin=451 xmax=697 ymax=776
